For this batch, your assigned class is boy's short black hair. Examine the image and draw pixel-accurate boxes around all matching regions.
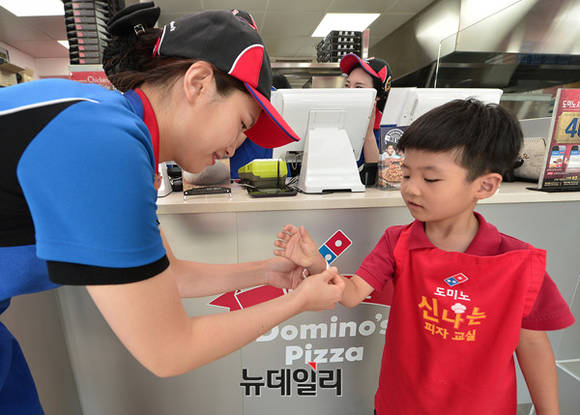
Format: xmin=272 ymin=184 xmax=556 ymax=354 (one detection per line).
xmin=397 ymin=98 xmax=523 ymax=181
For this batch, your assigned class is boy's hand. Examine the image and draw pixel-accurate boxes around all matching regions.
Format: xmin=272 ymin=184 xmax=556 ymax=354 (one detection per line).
xmin=264 ymin=257 xmax=305 ymax=290
xmin=294 ymin=267 xmax=345 ymax=311
xmin=273 ymin=225 xmax=324 ymax=272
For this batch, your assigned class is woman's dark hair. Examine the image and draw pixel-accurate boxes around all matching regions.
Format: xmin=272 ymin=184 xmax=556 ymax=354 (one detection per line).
xmin=102 ymin=27 xmax=247 ymax=95
xmin=272 ymin=73 xmax=291 ymax=89
xmin=372 ymin=76 xmax=388 ymax=113
xmin=397 ymin=98 xmax=523 ymax=181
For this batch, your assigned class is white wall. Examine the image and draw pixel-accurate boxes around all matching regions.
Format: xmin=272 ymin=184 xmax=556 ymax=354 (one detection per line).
xmin=0 ymin=41 xmax=69 ymax=79
xmin=0 ymin=41 xmax=38 ymax=77
xmin=36 ymin=57 xmax=69 ymax=78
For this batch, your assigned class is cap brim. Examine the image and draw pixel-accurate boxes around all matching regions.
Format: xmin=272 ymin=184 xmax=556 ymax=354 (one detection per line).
xmin=340 ymin=53 xmax=380 ymax=80
xmin=243 ymin=82 xmax=301 ymax=149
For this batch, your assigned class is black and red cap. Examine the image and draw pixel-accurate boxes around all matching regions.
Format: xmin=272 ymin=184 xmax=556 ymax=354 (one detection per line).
xmin=108 ymin=1 xmax=160 ymax=35
xmin=231 ymin=9 xmax=258 ymax=31
xmin=153 ymin=10 xmax=299 ymax=149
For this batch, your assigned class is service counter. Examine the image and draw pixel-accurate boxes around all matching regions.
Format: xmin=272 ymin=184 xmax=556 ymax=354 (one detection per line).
xmin=3 ymin=182 xmax=579 ymax=415
xmin=156 ymin=181 xmax=580 ymax=214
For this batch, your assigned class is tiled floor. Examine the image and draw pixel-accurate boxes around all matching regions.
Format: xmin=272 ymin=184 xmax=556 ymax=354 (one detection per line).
xmin=516 ymin=403 xmax=533 ymax=415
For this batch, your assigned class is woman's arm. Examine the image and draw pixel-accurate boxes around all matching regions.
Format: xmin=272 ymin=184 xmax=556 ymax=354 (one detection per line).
xmin=87 ymin=264 xmax=344 ymax=377
xmin=516 ymin=328 xmax=560 ymax=415
xmin=161 ymin=229 xmax=303 ymax=298
xmin=362 ymin=107 xmax=379 ymax=163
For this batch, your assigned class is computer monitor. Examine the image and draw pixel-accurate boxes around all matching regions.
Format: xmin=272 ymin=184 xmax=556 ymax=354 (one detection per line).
xmin=381 ymin=87 xmax=503 ymax=127
xmin=379 ymin=87 xmax=417 ymax=127
xmin=271 ymin=88 xmax=376 ymax=193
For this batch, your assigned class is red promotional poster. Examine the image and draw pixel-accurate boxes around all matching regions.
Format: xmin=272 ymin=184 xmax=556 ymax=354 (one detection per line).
xmin=70 ymin=67 xmax=113 ymax=90
xmin=537 ymin=89 xmax=580 ymax=191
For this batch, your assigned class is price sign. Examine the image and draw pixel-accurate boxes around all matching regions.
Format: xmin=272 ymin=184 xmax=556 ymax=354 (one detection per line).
xmin=555 ymin=113 xmax=580 ymax=143
xmin=537 ymin=89 xmax=580 ymax=191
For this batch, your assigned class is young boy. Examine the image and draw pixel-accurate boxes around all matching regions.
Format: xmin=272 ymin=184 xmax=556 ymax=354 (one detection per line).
xmin=274 ymin=99 xmax=575 ymax=415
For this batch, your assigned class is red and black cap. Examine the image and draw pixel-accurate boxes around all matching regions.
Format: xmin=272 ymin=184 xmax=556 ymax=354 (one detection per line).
xmin=153 ymin=10 xmax=299 ymax=149
xmin=231 ymin=8 xmax=258 ymax=31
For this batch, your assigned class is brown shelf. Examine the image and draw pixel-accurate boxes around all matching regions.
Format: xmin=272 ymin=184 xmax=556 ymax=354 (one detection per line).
xmin=0 ymin=62 xmax=24 ymax=73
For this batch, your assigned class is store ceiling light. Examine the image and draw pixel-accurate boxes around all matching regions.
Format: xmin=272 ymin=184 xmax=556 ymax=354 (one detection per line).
xmin=0 ymin=0 xmax=64 ymax=17
xmin=58 ymin=40 xmax=69 ymax=49
xmin=312 ymin=13 xmax=380 ymax=37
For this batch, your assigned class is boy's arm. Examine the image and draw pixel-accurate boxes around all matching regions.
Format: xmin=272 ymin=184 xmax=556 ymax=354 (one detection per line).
xmin=516 ymin=328 xmax=560 ymax=415
xmin=340 ymin=274 xmax=374 ymax=308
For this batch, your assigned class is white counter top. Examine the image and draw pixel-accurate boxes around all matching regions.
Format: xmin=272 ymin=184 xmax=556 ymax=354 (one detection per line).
xmin=156 ymin=181 xmax=580 ymax=215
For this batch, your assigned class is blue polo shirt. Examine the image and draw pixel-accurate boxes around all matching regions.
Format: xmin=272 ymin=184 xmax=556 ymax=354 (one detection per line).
xmin=0 ymin=79 xmax=168 ymax=287
xmin=0 ymin=78 xmax=170 ymax=413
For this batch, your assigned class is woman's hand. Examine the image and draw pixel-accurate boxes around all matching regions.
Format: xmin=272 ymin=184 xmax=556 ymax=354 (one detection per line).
xmin=273 ymin=225 xmax=323 ymax=272
xmin=293 ymin=266 xmax=345 ymax=311
xmin=264 ymin=256 xmax=306 ymax=290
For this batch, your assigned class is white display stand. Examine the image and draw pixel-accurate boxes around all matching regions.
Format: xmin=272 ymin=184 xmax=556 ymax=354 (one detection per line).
xmin=270 ymin=88 xmax=375 ymax=193
xmin=157 ymin=162 xmax=172 ymax=197
xmin=381 ymin=87 xmax=503 ymax=127
xmin=298 ymin=109 xmax=364 ymax=193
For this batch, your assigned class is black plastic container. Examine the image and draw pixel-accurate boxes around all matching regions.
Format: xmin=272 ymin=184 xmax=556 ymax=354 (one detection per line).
xmin=360 ymin=162 xmax=378 ymax=186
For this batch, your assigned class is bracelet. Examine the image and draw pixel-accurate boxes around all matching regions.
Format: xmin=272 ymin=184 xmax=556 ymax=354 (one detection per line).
xmin=302 ymin=260 xmax=329 ymax=279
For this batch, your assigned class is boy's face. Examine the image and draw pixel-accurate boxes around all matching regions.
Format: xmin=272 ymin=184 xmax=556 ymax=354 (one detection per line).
xmin=400 ymin=149 xmax=480 ymax=224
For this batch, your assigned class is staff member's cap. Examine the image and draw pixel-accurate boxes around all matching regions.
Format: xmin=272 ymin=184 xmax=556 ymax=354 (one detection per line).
xmin=107 ymin=2 xmax=160 ymax=35
xmin=152 ymin=10 xmax=299 ymax=149
xmin=339 ymin=53 xmax=392 ymax=90
xmin=231 ymin=8 xmax=258 ymax=31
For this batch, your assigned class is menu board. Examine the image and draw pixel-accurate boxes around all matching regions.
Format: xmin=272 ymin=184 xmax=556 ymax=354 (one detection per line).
xmin=537 ymin=89 xmax=580 ymax=191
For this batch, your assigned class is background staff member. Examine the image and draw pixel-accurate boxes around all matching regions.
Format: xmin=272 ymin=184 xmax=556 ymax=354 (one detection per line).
xmin=340 ymin=53 xmax=392 ymax=165
xmin=0 ymin=4 xmax=344 ymax=414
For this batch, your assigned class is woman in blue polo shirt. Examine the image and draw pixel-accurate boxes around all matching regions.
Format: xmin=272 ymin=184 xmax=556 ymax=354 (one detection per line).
xmin=0 ymin=4 xmax=344 ymax=413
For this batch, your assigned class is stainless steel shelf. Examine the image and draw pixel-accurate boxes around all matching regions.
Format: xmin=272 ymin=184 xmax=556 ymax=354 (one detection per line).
xmin=271 ymin=62 xmax=340 ymax=75
xmin=270 ymin=62 xmax=343 ymax=88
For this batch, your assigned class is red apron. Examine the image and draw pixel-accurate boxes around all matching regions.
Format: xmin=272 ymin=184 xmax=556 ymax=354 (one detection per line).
xmin=375 ymin=226 xmax=545 ymax=415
